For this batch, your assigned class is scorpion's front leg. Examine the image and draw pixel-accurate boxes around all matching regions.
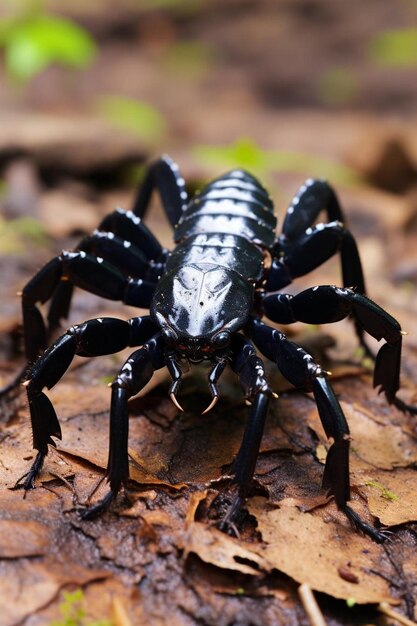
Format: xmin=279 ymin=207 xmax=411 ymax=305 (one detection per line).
xmin=82 ymin=333 xmax=166 ymax=519
xmin=261 ymin=285 xmax=417 ymax=414
xmin=18 ymin=316 xmax=158 ymax=491
xmin=248 ymin=318 xmax=388 ymax=542
xmin=218 ymin=335 xmax=272 ymax=527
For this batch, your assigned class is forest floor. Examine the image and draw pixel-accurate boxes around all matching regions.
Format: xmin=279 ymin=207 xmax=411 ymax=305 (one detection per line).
xmin=1 ymin=2 xmax=417 ymax=625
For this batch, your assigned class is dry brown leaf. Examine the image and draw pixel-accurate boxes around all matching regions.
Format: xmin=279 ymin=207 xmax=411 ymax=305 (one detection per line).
xmin=362 ymin=468 xmax=417 ymax=526
xmin=0 ymin=519 xmax=49 ymax=558
xmin=307 ymin=401 xmax=417 ymax=471
xmin=47 ymin=383 xmax=110 ymax=418
xmin=50 ymin=406 xmax=179 ymax=489
xmin=128 ymin=449 xmax=186 ymax=489
xmin=182 ymin=520 xmax=268 ymax=576
xmin=0 ymin=560 xmax=109 ymax=626
xmin=247 ymin=497 xmax=396 ymax=605
xmin=0 ymin=488 xmax=58 ymax=520
xmin=0 ymin=561 xmax=65 ymax=626
xmin=185 ymin=490 xmax=210 ymax=524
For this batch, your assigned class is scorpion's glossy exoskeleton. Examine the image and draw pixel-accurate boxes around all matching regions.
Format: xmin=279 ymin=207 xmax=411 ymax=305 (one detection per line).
xmin=12 ymin=156 xmax=417 ymax=541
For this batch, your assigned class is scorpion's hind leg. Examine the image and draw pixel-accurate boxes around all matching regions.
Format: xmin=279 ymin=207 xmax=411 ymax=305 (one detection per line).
xmin=216 ymin=334 xmax=272 ymax=530
xmin=247 ymin=318 xmax=388 ymax=542
xmin=0 ymin=226 xmax=162 ymax=398
xmin=81 ymin=333 xmax=166 ymax=519
xmin=41 ymin=250 xmax=157 ymax=357
xmin=261 ymin=285 xmax=417 ymax=414
xmin=0 ymin=256 xmax=65 ymax=399
xmin=47 ymin=209 xmax=167 ymax=340
xmin=17 ymin=315 xmax=158 ymax=492
xmin=271 ymin=179 xmax=372 ymax=355
xmin=131 ymin=155 xmax=188 ymax=226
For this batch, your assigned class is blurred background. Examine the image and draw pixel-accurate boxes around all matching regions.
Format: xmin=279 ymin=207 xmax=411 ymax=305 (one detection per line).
xmin=1 ymin=0 xmax=417 ymax=362
xmin=2 ymin=4 xmax=417 ymax=624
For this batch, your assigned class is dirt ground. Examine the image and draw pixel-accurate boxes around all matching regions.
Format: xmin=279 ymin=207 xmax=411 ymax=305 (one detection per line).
xmin=1 ymin=2 xmax=417 ymax=625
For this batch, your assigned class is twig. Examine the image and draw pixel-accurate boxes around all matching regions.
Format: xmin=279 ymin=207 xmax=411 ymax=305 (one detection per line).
xmin=112 ymin=596 xmax=133 ymax=626
xmin=378 ymin=603 xmax=417 ymax=626
xmin=298 ymin=584 xmax=327 ymax=626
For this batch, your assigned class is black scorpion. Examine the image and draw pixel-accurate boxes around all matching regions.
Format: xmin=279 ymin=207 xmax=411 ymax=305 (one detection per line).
xmin=10 ymin=156 xmax=417 ymax=541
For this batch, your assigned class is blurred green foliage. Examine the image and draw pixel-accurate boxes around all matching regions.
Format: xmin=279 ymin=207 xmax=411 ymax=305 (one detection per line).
xmin=131 ymin=0 xmax=203 ymax=11
xmin=0 ymin=2 xmax=96 ymax=81
xmin=49 ymin=589 xmax=112 ymax=626
xmin=98 ymin=95 xmax=167 ymax=143
xmin=317 ymin=67 xmax=358 ymax=106
xmin=0 ymin=216 xmax=48 ymax=254
xmin=194 ymin=138 xmax=360 ymax=188
xmin=369 ymin=27 xmax=417 ymax=66
xmin=161 ymin=40 xmax=214 ymax=80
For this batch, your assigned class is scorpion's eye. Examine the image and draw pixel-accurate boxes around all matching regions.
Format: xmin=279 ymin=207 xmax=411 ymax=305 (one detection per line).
xmin=212 ymin=330 xmax=231 ymax=349
xmin=162 ymin=326 xmax=178 ymax=345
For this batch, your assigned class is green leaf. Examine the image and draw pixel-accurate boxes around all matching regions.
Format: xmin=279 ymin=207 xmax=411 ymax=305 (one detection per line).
xmin=317 ymin=67 xmax=358 ymax=105
xmin=130 ymin=0 xmax=202 ymax=12
xmin=193 ymin=138 xmax=269 ymax=179
xmin=365 ymin=480 xmax=399 ymax=502
xmin=98 ymin=96 xmax=167 ymax=142
xmin=49 ymin=589 xmax=113 ymax=626
xmin=193 ymin=138 xmax=360 ymax=187
xmin=162 ymin=41 xmax=213 ymax=80
xmin=369 ymin=28 xmax=417 ymax=67
xmin=1 ymin=14 xmax=96 ymax=80
xmin=0 ymin=216 xmax=48 ymax=254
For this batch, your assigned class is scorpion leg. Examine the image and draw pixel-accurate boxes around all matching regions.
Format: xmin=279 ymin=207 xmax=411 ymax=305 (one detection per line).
xmin=131 ymin=155 xmax=188 ymax=226
xmin=261 ymin=285 xmax=417 ymax=413
xmin=270 ymin=179 xmax=369 ymax=352
xmin=97 ymin=208 xmax=165 ymax=261
xmin=29 ymin=252 xmax=155 ymax=357
xmin=1 ymin=208 xmax=167 ymax=398
xmin=280 ymin=179 xmax=345 ymax=241
xmin=21 ymin=257 xmax=64 ymax=363
xmin=82 ymin=333 xmax=165 ymax=519
xmin=247 ymin=318 xmax=387 ymax=542
xmin=218 ymin=335 xmax=271 ymax=527
xmin=19 ymin=316 xmax=158 ymax=491
xmin=266 ymin=222 xmax=369 ymax=353
xmin=47 ymin=209 xmax=167 ymax=337
xmin=22 ymin=250 xmax=156 ymax=362
xmin=0 ymin=257 xmax=62 ymax=397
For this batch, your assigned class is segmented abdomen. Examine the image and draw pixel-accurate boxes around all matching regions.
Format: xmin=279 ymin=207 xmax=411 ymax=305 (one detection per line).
xmin=168 ymin=170 xmax=276 ymax=282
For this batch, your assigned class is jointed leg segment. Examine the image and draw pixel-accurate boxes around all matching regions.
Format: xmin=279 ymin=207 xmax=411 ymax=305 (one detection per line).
xmin=267 ymin=179 xmax=370 ymax=353
xmin=261 ymin=284 xmax=416 ymax=413
xmin=247 ymin=317 xmax=387 ymax=541
xmin=20 ymin=316 xmax=158 ymax=497
xmin=83 ymin=335 xmax=165 ymax=518
xmin=216 ymin=335 xmax=272 ymax=524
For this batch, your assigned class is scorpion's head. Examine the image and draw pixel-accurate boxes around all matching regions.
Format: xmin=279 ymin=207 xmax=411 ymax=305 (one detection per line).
xmin=152 ymin=264 xmax=253 ymax=358
xmin=150 ymin=264 xmax=254 ymax=412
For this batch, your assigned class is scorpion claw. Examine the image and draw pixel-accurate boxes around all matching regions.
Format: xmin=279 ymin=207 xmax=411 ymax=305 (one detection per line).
xmin=201 ymin=395 xmax=218 ymax=415
xmin=170 ymin=392 xmax=184 ymax=412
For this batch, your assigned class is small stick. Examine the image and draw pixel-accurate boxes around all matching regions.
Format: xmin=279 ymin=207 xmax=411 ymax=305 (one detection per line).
xmin=298 ymin=584 xmax=327 ymax=626
xmin=112 ymin=597 xmax=133 ymax=626
xmin=379 ymin=602 xmax=417 ymax=626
